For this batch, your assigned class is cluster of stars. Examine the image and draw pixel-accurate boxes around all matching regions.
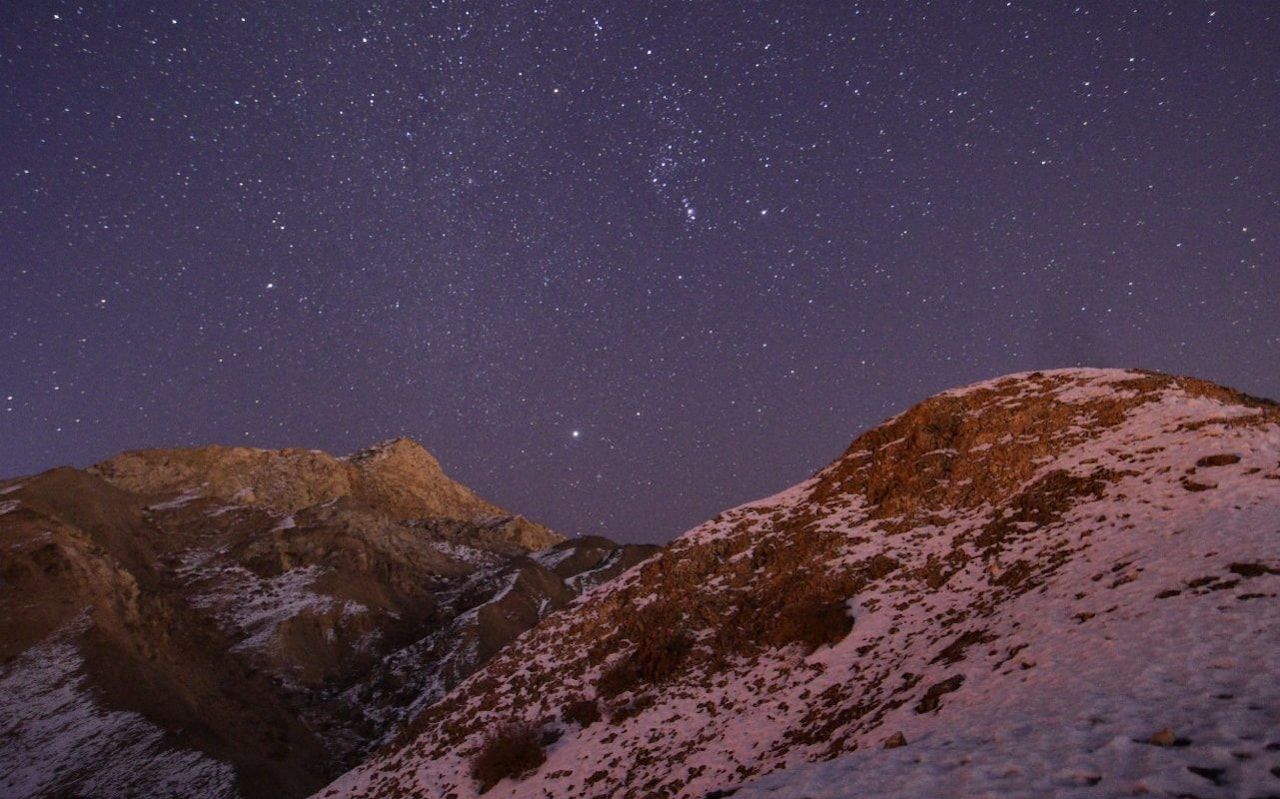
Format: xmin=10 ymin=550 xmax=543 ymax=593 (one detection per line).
xmin=0 ymin=1 xmax=1276 ymax=542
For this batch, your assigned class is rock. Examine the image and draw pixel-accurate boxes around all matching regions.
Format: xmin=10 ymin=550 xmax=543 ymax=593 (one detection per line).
xmin=1181 ymin=477 xmax=1217 ymax=492
xmin=486 ymin=514 xmax=564 ymax=550
xmin=1150 ymin=728 xmax=1178 ymax=746
xmin=88 ymin=437 xmax=549 ymax=528
xmin=1195 ymin=454 xmax=1241 ymax=468
xmin=883 ymin=732 xmax=908 ymax=749
xmin=914 ymin=674 xmax=966 ymax=714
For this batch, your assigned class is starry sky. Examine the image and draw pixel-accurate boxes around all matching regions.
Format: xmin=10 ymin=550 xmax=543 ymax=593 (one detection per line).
xmin=2 ymin=2 xmax=1277 ymax=543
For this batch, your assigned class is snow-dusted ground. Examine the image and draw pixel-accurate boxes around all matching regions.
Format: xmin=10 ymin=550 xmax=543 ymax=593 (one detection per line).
xmin=735 ymin=372 xmax=1280 ymax=798
xmin=315 ymin=368 xmax=1280 ymax=799
xmin=178 ymin=554 xmax=364 ymax=655
xmin=565 ymin=547 xmax=626 ymax=592
xmin=531 ymin=545 xmax=578 ymax=570
xmin=737 ymin=503 xmax=1280 ymax=798
xmin=430 ymin=538 xmax=501 ymax=568
xmin=0 ymin=618 xmax=238 ymax=799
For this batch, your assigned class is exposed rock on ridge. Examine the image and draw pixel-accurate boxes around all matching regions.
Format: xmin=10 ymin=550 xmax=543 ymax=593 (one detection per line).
xmin=89 ymin=438 xmax=557 ymax=547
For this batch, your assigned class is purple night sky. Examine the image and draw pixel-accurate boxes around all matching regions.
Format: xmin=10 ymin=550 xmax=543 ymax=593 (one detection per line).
xmin=1 ymin=2 xmax=1277 ymax=542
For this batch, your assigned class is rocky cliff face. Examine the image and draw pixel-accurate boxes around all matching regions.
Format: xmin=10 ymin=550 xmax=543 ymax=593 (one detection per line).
xmin=0 ymin=440 xmax=655 ymax=799
xmin=315 ymin=369 xmax=1280 ymax=799
xmin=87 ymin=438 xmax=554 ymax=538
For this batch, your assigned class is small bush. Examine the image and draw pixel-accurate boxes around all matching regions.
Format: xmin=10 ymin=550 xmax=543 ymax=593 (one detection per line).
xmin=769 ymin=598 xmax=854 ymax=654
xmin=562 ymin=698 xmax=601 ymax=728
xmin=607 ymin=691 xmax=656 ymax=724
xmin=597 ymin=630 xmax=693 ymax=699
xmin=596 ymin=658 xmax=639 ymax=699
xmin=471 ymin=722 xmax=546 ymax=793
xmin=634 ymin=629 xmax=692 ymax=682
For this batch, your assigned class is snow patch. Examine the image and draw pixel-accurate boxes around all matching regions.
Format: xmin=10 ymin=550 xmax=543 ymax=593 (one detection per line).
xmin=0 ymin=618 xmax=237 ymax=799
xmin=147 ymin=490 xmax=203 ymax=510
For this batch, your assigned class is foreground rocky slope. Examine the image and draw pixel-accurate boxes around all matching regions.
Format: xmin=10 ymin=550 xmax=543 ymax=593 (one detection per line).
xmin=318 ymin=369 xmax=1280 ymax=799
xmin=0 ymin=439 xmax=655 ymax=799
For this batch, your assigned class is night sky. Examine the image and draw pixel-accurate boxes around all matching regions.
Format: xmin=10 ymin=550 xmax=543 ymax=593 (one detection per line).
xmin=2 ymin=2 xmax=1277 ymax=543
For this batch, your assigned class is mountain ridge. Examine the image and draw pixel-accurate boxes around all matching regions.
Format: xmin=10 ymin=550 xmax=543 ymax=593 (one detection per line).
xmin=0 ymin=437 xmax=655 ymax=799
xmin=315 ymin=368 xmax=1280 ymax=799
xmin=85 ymin=437 xmax=546 ymax=534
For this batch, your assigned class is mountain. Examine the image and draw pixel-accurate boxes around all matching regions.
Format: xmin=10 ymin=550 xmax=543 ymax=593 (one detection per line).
xmin=0 ymin=439 xmax=656 ymax=799
xmin=315 ymin=368 xmax=1280 ymax=799
xmin=87 ymin=437 xmax=509 ymax=525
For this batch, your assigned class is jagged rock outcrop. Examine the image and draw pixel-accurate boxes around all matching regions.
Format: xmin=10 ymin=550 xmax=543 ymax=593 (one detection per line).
xmin=88 ymin=438 xmax=560 ymax=549
xmin=0 ymin=439 xmax=654 ymax=799
xmin=315 ymin=369 xmax=1280 ymax=799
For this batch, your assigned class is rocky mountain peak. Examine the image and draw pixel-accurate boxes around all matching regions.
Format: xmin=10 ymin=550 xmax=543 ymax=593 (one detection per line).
xmin=808 ymin=367 xmax=1276 ymax=529
xmin=86 ymin=438 xmax=533 ymax=527
xmin=346 ymin=437 xmax=441 ymax=470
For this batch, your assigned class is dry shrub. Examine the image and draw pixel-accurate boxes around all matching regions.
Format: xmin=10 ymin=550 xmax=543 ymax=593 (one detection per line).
xmin=562 ymin=697 xmax=601 ymax=728
xmin=596 ymin=658 xmax=639 ymax=699
xmin=597 ymin=630 xmax=693 ymax=699
xmin=768 ymin=597 xmax=853 ymax=654
xmin=634 ymin=629 xmax=693 ymax=682
xmin=471 ymin=722 xmax=546 ymax=793
xmin=607 ymin=691 xmax=656 ymax=724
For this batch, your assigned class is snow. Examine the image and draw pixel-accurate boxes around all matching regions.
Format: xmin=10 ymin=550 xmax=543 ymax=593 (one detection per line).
xmin=735 ymin=504 xmax=1280 ymax=799
xmin=0 ymin=501 xmax=19 ymax=515
xmin=532 ymin=546 xmax=578 ymax=569
xmin=430 ymin=539 xmax=498 ymax=567
xmin=0 ymin=483 xmax=22 ymax=495
xmin=941 ymin=367 xmax=1137 ymax=400
xmin=486 ymin=572 xmax=519 ymax=605
xmin=180 ymin=557 xmax=363 ymax=655
xmin=343 ymin=620 xmax=483 ymax=746
xmin=147 ymin=490 xmax=203 ymax=510
xmin=446 ymin=572 xmax=521 ymax=633
xmin=0 ymin=617 xmax=237 ymax=799
xmin=566 ymin=548 xmax=624 ymax=592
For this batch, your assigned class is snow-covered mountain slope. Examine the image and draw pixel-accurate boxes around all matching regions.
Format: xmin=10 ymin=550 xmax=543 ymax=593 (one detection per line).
xmin=0 ymin=440 xmax=654 ymax=799
xmin=315 ymin=369 xmax=1280 ymax=799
